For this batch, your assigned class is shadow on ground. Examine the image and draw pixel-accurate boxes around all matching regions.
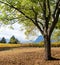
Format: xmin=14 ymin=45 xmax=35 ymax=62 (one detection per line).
xmin=0 ymin=47 xmax=20 ymax=51
xmin=51 ymin=57 xmax=60 ymax=60
xmin=46 ymin=57 xmax=60 ymax=61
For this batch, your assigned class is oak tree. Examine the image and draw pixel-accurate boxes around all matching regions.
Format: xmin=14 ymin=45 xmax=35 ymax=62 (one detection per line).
xmin=0 ymin=0 xmax=60 ymax=60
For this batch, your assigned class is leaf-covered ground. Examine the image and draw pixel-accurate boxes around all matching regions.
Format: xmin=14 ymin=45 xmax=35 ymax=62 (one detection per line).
xmin=0 ymin=47 xmax=60 ymax=65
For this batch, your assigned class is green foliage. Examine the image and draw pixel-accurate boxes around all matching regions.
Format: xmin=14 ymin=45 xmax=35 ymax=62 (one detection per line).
xmin=0 ymin=0 xmax=42 ymax=24
xmin=0 ymin=37 xmax=6 ymax=43
xmin=56 ymin=20 xmax=60 ymax=29
xmin=9 ymin=36 xmax=20 ymax=44
xmin=0 ymin=0 xmax=59 ymax=24
xmin=52 ymin=30 xmax=60 ymax=42
xmin=0 ymin=0 xmax=60 ymax=37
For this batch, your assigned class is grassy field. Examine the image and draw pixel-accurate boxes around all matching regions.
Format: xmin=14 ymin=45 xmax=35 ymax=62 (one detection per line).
xmin=0 ymin=42 xmax=60 ymax=65
xmin=0 ymin=43 xmax=21 ymax=47
xmin=0 ymin=42 xmax=60 ymax=48
xmin=0 ymin=47 xmax=60 ymax=65
xmin=0 ymin=43 xmax=21 ymax=51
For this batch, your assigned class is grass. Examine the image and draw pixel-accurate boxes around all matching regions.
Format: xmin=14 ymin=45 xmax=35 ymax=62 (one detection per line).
xmin=51 ymin=42 xmax=60 ymax=47
xmin=0 ymin=47 xmax=60 ymax=65
xmin=0 ymin=42 xmax=60 ymax=48
xmin=0 ymin=42 xmax=60 ymax=65
xmin=0 ymin=43 xmax=21 ymax=48
xmin=0 ymin=43 xmax=22 ymax=51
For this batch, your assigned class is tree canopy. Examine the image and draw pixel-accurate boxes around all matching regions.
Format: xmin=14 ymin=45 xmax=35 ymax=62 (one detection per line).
xmin=9 ymin=36 xmax=20 ymax=44
xmin=0 ymin=0 xmax=60 ymax=36
xmin=0 ymin=37 xmax=6 ymax=43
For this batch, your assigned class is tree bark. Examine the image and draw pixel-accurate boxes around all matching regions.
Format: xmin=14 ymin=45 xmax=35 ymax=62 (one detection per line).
xmin=44 ymin=35 xmax=51 ymax=60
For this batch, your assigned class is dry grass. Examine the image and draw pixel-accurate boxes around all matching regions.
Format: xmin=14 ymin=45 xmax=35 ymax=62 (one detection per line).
xmin=0 ymin=47 xmax=60 ymax=65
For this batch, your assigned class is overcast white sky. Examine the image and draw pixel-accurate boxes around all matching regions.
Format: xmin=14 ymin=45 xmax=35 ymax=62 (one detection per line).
xmin=0 ymin=10 xmax=42 ymax=43
xmin=0 ymin=22 xmax=41 ymax=42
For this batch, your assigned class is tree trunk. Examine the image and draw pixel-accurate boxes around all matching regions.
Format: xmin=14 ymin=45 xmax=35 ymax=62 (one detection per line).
xmin=44 ymin=35 xmax=52 ymax=60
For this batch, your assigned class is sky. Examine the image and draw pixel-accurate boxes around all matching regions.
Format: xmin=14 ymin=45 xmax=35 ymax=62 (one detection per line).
xmin=0 ymin=22 xmax=41 ymax=43
xmin=0 ymin=9 xmax=42 ymax=43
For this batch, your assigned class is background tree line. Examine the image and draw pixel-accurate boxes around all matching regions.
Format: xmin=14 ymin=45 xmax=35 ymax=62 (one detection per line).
xmin=0 ymin=36 xmax=20 ymax=44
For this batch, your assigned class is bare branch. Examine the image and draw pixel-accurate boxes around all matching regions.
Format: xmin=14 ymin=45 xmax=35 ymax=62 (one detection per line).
xmin=49 ymin=8 xmax=60 ymax=36
xmin=35 ymin=22 xmax=44 ymax=35
xmin=47 ymin=0 xmax=51 ymax=20
xmin=43 ymin=0 xmax=46 ymax=19
xmin=52 ymin=0 xmax=60 ymax=18
xmin=38 ymin=21 xmax=43 ymax=26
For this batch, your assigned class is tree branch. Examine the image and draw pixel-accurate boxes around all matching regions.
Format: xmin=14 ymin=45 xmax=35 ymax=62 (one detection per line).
xmin=52 ymin=0 xmax=60 ymax=18
xmin=0 ymin=1 xmax=44 ymax=35
xmin=35 ymin=22 xmax=44 ymax=35
xmin=0 ymin=1 xmax=35 ymax=24
xmin=47 ymin=0 xmax=51 ymax=21
xmin=49 ymin=0 xmax=60 ymax=36
xmin=49 ymin=8 xmax=60 ymax=36
xmin=31 ymin=6 xmax=44 ymax=35
xmin=43 ymin=0 xmax=46 ymax=20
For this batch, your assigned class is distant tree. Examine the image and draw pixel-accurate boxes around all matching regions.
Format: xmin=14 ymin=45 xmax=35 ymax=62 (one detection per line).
xmin=16 ymin=39 xmax=20 ymax=43
xmin=9 ymin=36 xmax=19 ymax=44
xmin=0 ymin=37 xmax=6 ymax=43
